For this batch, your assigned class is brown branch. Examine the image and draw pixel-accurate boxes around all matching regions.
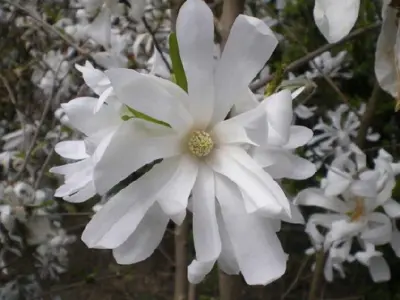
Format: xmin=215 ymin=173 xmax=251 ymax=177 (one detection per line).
xmin=356 ymin=82 xmax=381 ymax=148
xmin=218 ymin=0 xmax=245 ymax=298
xmin=250 ymin=22 xmax=381 ymax=92
xmin=308 ymin=250 xmax=325 ymax=300
xmin=174 ymin=218 xmax=189 ymax=300
xmin=188 ymin=283 xmax=196 ymax=300
xmin=219 ymin=0 xmax=245 ymax=50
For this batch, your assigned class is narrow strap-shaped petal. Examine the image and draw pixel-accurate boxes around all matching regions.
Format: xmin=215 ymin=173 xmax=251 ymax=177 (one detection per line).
xmin=82 ymin=157 xmax=181 ymax=249
xmin=176 ymin=0 xmax=215 ymax=128
xmin=216 ymin=176 xmax=287 ymax=285
xmin=212 ymin=15 xmax=278 ymax=125
xmin=113 ymin=202 xmax=169 ymax=264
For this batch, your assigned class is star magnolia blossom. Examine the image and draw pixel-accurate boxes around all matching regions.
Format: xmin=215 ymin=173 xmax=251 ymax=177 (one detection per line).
xmin=313 ymin=0 xmax=360 ymax=43
xmin=297 ymin=147 xmax=400 ymax=282
xmin=64 ymin=0 xmax=318 ymax=285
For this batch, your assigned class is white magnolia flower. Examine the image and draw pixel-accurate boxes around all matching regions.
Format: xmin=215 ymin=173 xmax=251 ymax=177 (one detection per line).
xmin=50 ymin=97 xmax=122 ymax=203
xmin=308 ymin=104 xmax=380 ymax=155
xmin=305 ymin=51 xmax=352 ymax=79
xmin=313 ymin=0 xmax=360 ymax=43
xmin=79 ymin=0 xmax=296 ymax=285
xmin=375 ymin=0 xmax=400 ymax=108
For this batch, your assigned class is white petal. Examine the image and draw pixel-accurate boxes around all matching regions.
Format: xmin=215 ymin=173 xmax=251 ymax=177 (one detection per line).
xmin=86 ymin=7 xmax=111 ymax=48
xmin=176 ymin=0 xmax=215 ymax=128
xmin=265 ymin=152 xmax=316 ymax=180
xmin=216 ymin=176 xmax=287 ymax=285
xmin=75 ymin=61 xmax=110 ymax=96
xmin=192 ymin=164 xmax=221 ymax=262
xmin=113 ymin=203 xmax=169 ymax=264
xmin=314 ymin=0 xmax=360 ymax=43
xmin=350 ymin=180 xmax=378 ymax=198
xmin=82 ymin=157 xmax=180 ymax=249
xmin=295 ymin=188 xmax=348 ymax=213
xmin=217 ymin=209 xmax=240 ymax=275
xmin=209 ymin=148 xmax=286 ymax=217
xmin=263 ymin=90 xmax=293 ymax=146
xmin=157 ymin=154 xmax=199 ymax=223
xmin=62 ymin=97 xmax=120 ymax=136
xmin=383 ymin=199 xmax=400 ymax=218
xmin=284 ymin=126 xmax=314 ymax=149
xmin=325 ymin=219 xmax=365 ymax=248
xmin=188 ymin=260 xmax=216 ymax=284
xmin=105 ymin=69 xmax=192 ymax=131
xmin=375 ymin=6 xmax=398 ymax=98
xmin=63 ymin=182 xmax=96 ymax=203
xmin=55 ymin=141 xmax=89 ymax=160
xmin=212 ymin=15 xmax=278 ymax=124
xmin=361 ymin=213 xmax=392 ymax=245
xmin=212 ymin=121 xmax=257 ymax=146
xmin=94 ymin=120 xmax=182 ymax=195
xmin=369 ymin=256 xmax=391 ymax=282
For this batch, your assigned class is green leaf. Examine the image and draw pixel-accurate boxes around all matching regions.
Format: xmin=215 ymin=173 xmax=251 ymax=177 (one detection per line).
xmin=169 ymin=32 xmax=188 ymax=93
xmin=126 ymin=106 xmax=171 ymax=128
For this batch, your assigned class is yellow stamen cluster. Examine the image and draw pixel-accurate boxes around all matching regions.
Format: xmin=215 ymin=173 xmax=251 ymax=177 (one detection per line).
xmin=188 ymin=130 xmax=214 ymax=157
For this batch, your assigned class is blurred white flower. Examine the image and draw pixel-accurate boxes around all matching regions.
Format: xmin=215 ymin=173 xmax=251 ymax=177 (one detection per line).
xmin=305 ymin=51 xmax=352 ymax=79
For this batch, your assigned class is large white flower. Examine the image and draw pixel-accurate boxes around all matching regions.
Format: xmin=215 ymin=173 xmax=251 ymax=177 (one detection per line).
xmin=82 ymin=0 xmax=294 ymax=285
xmin=313 ymin=0 xmax=360 ymax=43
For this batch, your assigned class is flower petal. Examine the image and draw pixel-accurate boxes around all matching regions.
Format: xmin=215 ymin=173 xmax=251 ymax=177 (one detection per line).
xmin=209 ymin=147 xmax=286 ymax=217
xmin=265 ymin=152 xmax=316 ymax=180
xmin=192 ymin=164 xmax=221 ymax=262
xmin=176 ymin=0 xmax=215 ymax=127
xmin=212 ymin=15 xmax=278 ymax=124
xmin=216 ymin=176 xmax=287 ymax=285
xmin=94 ymin=120 xmax=182 ymax=195
xmin=105 ymin=68 xmax=192 ymax=131
xmin=82 ymin=157 xmax=180 ymax=249
xmin=157 ymin=154 xmax=198 ymax=223
xmin=263 ymin=90 xmax=293 ymax=146
xmin=63 ymin=182 xmax=96 ymax=203
xmin=55 ymin=141 xmax=89 ymax=160
xmin=284 ymin=126 xmax=314 ymax=149
xmin=369 ymin=256 xmax=391 ymax=282
xmin=314 ymin=0 xmax=360 ymax=43
xmin=113 ymin=202 xmax=169 ymax=264
xmin=361 ymin=212 xmax=392 ymax=245
xmin=383 ymin=199 xmax=400 ymax=218
xmin=295 ymin=188 xmax=348 ymax=213
xmin=217 ymin=209 xmax=240 ymax=275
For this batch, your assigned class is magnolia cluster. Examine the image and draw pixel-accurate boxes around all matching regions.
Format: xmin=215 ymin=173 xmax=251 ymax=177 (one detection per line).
xmin=51 ymin=0 xmax=317 ymax=285
xmin=296 ymin=145 xmax=400 ymax=282
xmin=0 ymin=181 xmax=75 ymax=280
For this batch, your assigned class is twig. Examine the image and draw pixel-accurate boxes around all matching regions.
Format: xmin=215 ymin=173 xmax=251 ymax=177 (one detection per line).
xmin=281 ymin=255 xmax=311 ymax=299
xmin=34 ymin=270 xmax=131 ymax=299
xmin=188 ymin=283 xmax=196 ymax=300
xmin=141 ymin=16 xmax=172 ymax=73
xmin=12 ymin=89 xmax=54 ymax=182
xmin=174 ymin=218 xmax=189 ymax=300
xmin=250 ymin=22 xmax=381 ymax=92
xmin=0 ymin=73 xmax=26 ymax=128
xmin=1 ymin=0 xmax=88 ymax=56
xmin=356 ymin=82 xmax=381 ymax=149
xmin=308 ymin=250 xmax=325 ymax=300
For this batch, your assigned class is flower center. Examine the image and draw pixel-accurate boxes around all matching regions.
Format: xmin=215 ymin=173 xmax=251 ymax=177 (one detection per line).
xmin=346 ymin=197 xmax=365 ymax=222
xmin=187 ymin=130 xmax=214 ymax=157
